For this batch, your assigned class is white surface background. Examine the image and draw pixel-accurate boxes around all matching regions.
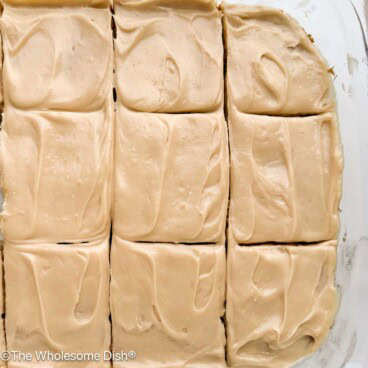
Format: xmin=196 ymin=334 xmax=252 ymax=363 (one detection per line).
xmin=224 ymin=0 xmax=368 ymax=366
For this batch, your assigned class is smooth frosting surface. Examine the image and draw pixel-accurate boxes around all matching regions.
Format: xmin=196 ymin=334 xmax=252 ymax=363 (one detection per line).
xmin=114 ymin=1 xmax=223 ymax=112
xmin=229 ymin=110 xmax=343 ymax=243
xmin=113 ymin=105 xmax=228 ymax=243
xmin=4 ymin=239 xmax=111 ymax=367
xmin=1 ymin=5 xmax=112 ymax=111
xmin=227 ymin=235 xmax=337 ymax=368
xmin=1 ymin=106 xmax=112 ymax=243
xmin=111 ymin=236 xmax=226 ymax=367
xmin=223 ymin=4 xmax=334 ymax=115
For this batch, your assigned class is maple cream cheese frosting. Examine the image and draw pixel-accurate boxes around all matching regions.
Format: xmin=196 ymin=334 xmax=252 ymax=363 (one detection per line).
xmin=226 ymin=235 xmax=337 ymax=368
xmin=0 ymin=247 xmax=6 ymax=368
xmin=4 ymin=239 xmax=111 ymax=368
xmin=116 ymin=0 xmax=216 ymax=6
xmin=0 ymin=3 xmax=343 ymax=368
xmin=229 ymin=109 xmax=343 ymax=244
xmin=223 ymin=3 xmax=334 ymax=115
xmin=114 ymin=0 xmax=223 ymax=113
xmin=0 ymin=36 xmax=3 ymax=108
xmin=1 ymin=5 xmax=112 ymax=111
xmin=4 ymin=0 xmax=109 ymax=6
xmin=110 ymin=236 xmax=226 ymax=368
xmin=113 ymin=105 xmax=229 ymax=243
xmin=1 ymin=105 xmax=113 ymax=243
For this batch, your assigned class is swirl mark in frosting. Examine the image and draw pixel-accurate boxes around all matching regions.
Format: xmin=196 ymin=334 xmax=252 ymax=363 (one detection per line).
xmin=226 ymin=234 xmax=337 ymax=368
xmin=229 ymin=109 xmax=343 ymax=243
xmin=113 ymin=105 xmax=228 ymax=243
xmin=2 ymin=6 xmax=112 ymax=111
xmin=110 ymin=236 xmax=226 ymax=368
xmin=4 ymin=239 xmax=111 ymax=367
xmin=1 ymin=106 xmax=113 ymax=243
xmin=223 ymin=4 xmax=334 ymax=115
xmin=114 ymin=2 xmax=223 ymax=113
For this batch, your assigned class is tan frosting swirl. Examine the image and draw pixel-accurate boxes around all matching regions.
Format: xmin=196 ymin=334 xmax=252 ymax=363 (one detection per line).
xmin=223 ymin=4 xmax=335 ymax=115
xmin=110 ymin=236 xmax=226 ymax=368
xmin=1 ymin=105 xmax=113 ymax=243
xmin=227 ymin=233 xmax=337 ymax=368
xmin=4 ymin=239 xmax=111 ymax=368
xmin=1 ymin=5 xmax=112 ymax=111
xmin=113 ymin=105 xmax=229 ymax=243
xmin=229 ymin=108 xmax=343 ymax=244
xmin=114 ymin=0 xmax=223 ymax=113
